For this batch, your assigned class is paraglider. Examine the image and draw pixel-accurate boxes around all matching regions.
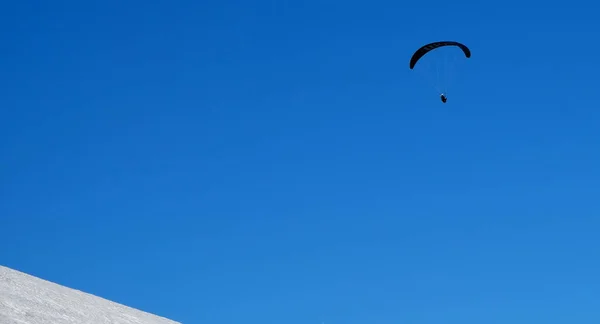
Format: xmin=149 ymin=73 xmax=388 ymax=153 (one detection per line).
xmin=409 ymin=41 xmax=471 ymax=103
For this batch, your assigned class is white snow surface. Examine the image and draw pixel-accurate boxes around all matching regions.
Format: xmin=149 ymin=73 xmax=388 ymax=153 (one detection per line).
xmin=0 ymin=265 xmax=180 ymax=324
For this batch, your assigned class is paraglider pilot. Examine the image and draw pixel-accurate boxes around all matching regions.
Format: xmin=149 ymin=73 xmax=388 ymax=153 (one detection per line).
xmin=440 ymin=93 xmax=447 ymax=103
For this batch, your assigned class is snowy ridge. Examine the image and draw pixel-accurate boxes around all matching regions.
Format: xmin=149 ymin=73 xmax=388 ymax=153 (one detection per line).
xmin=0 ymin=265 xmax=180 ymax=324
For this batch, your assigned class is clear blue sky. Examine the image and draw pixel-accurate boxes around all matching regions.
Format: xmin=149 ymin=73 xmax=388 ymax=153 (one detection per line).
xmin=2 ymin=0 xmax=599 ymax=323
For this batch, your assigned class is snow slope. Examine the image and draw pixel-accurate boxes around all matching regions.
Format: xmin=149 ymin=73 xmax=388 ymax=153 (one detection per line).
xmin=0 ymin=265 xmax=180 ymax=324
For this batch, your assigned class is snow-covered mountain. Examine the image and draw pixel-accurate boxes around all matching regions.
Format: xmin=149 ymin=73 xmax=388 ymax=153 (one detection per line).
xmin=0 ymin=265 xmax=180 ymax=324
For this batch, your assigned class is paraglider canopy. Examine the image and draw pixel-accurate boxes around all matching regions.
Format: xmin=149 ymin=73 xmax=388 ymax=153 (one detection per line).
xmin=409 ymin=41 xmax=471 ymax=69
